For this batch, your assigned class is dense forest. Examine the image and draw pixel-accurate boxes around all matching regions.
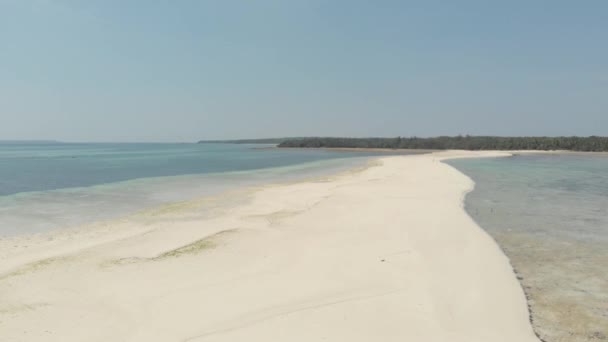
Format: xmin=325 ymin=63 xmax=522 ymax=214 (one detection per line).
xmin=277 ymin=136 xmax=608 ymax=152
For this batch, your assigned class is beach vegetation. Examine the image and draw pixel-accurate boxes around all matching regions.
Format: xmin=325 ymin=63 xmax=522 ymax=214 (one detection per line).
xmin=278 ymin=136 xmax=608 ymax=152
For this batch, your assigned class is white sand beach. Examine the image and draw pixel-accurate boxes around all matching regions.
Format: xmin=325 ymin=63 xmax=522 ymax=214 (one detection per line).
xmin=0 ymin=151 xmax=540 ymax=342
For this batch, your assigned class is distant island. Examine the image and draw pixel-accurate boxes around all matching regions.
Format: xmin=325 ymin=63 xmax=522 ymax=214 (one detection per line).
xmin=276 ymin=136 xmax=608 ymax=152
xmin=197 ymin=136 xmax=608 ymax=152
xmin=198 ymin=138 xmax=296 ymax=144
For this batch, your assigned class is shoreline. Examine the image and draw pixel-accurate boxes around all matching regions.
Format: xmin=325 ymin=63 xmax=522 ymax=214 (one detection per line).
xmin=267 ymin=146 xmax=608 ymax=156
xmin=449 ymin=154 xmax=608 ymax=342
xmin=0 ymin=151 xmax=539 ymax=342
xmin=254 ymin=146 xmax=438 ymax=153
xmin=0 ymin=155 xmax=379 ymax=239
xmin=0 ymin=157 xmax=382 ymax=276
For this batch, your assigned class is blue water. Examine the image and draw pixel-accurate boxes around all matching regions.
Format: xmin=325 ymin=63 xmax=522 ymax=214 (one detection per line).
xmin=0 ymin=142 xmax=390 ymax=196
xmin=0 ymin=142 xmax=408 ymax=236
xmin=447 ymin=154 xmax=608 ymax=341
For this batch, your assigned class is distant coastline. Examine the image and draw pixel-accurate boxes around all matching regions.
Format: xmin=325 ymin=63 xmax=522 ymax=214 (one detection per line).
xmin=197 ymin=138 xmax=296 ymax=144
xmin=197 ymin=136 xmax=608 ymax=152
xmin=277 ymin=136 xmax=608 ymax=152
xmin=255 ymin=146 xmax=436 ymax=154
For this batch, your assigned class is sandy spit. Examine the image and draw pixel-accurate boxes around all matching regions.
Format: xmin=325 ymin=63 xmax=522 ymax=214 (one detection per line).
xmin=0 ymin=151 xmax=539 ymax=342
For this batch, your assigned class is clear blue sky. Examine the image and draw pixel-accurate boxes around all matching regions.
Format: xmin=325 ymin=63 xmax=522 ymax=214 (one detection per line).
xmin=1 ymin=1 xmax=607 ymax=142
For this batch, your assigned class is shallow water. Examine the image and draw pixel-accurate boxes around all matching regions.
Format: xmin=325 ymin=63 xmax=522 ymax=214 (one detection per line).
xmin=0 ymin=142 xmax=390 ymax=196
xmin=0 ymin=143 xmax=407 ymax=236
xmin=447 ymin=154 xmax=608 ymax=342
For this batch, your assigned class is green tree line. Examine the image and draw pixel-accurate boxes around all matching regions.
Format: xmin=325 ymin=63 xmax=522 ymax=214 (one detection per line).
xmin=278 ymin=136 xmax=608 ymax=151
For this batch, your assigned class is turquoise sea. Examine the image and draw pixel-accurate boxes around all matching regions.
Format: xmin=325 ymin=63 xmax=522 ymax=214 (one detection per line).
xmin=447 ymin=154 xmax=608 ymax=342
xmin=0 ymin=142 xmax=404 ymax=236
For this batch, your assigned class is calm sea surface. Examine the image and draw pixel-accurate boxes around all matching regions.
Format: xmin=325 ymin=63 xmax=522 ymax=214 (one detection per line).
xmin=447 ymin=154 xmax=608 ymax=342
xmin=0 ymin=142 xmax=404 ymax=236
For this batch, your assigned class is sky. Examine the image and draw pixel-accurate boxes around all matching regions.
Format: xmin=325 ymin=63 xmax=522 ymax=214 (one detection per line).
xmin=1 ymin=1 xmax=607 ymax=142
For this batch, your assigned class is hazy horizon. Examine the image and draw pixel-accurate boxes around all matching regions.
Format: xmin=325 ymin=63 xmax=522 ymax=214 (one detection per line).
xmin=2 ymin=1 xmax=607 ymax=142
xmin=5 ymin=134 xmax=608 ymax=145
